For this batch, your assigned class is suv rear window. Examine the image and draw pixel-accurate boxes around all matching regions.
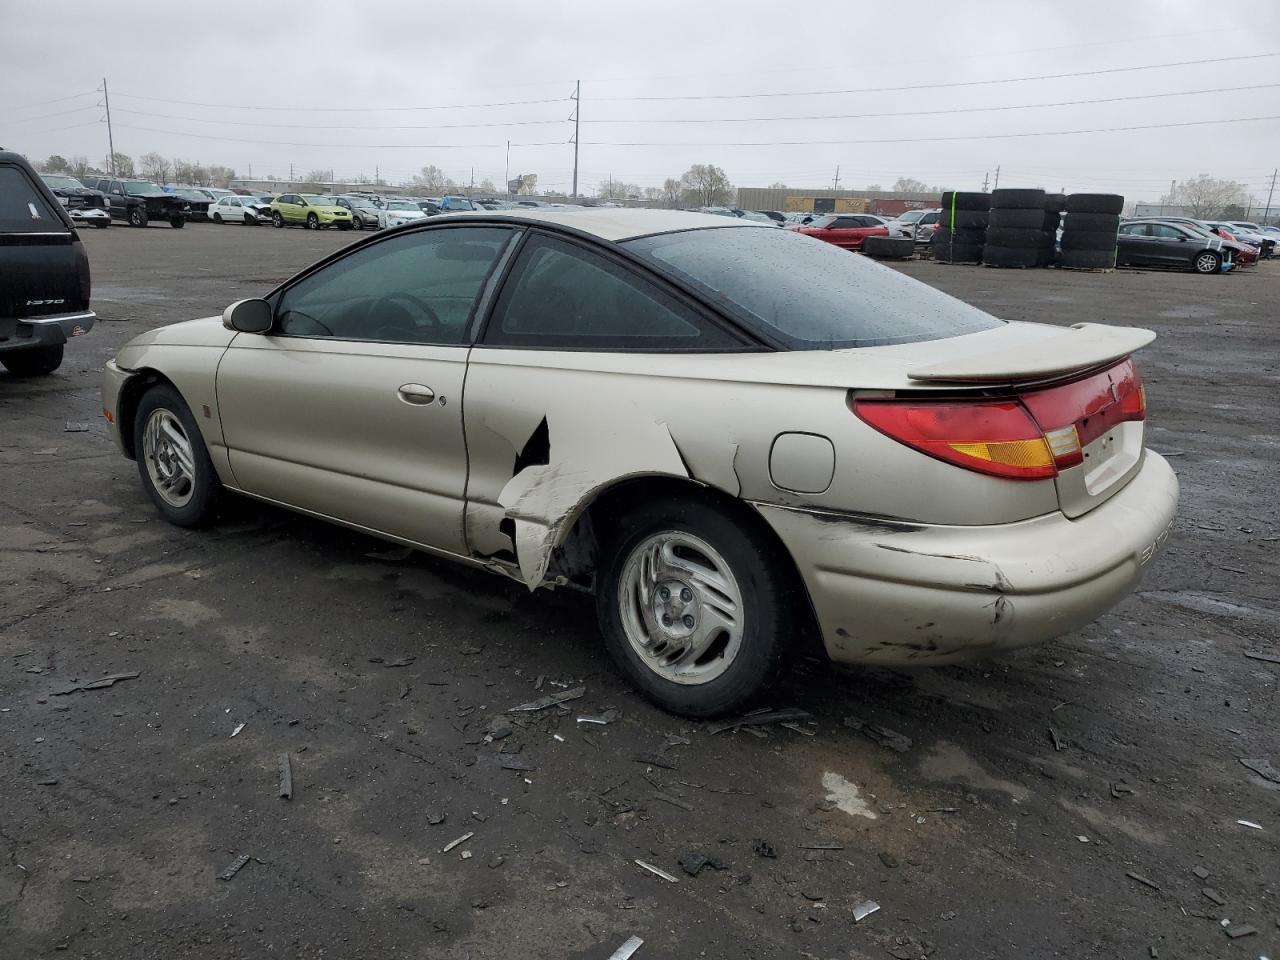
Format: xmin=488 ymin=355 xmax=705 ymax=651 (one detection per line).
xmin=0 ymin=165 xmax=61 ymax=231
xmin=625 ymin=226 xmax=1004 ymax=349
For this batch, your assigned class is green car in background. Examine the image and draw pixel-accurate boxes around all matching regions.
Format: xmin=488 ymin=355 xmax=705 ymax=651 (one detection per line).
xmin=269 ymin=193 xmax=354 ymax=230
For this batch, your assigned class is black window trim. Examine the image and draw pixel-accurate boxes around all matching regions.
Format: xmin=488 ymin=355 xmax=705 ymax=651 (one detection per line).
xmin=472 ymin=227 xmax=758 ymax=353
xmin=266 ymin=222 xmax=521 ymax=348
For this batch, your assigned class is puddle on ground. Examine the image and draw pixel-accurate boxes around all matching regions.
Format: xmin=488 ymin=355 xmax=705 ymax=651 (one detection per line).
xmin=917 ymin=742 xmax=1030 ymax=802
xmin=821 ymin=771 xmax=877 ymax=820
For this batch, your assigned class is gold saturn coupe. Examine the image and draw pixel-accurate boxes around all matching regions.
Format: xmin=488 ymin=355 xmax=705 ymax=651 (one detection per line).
xmin=102 ymin=209 xmax=1178 ymax=716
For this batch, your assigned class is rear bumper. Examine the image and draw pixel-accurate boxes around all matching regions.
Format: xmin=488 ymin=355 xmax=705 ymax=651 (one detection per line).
xmin=756 ymin=452 xmax=1179 ymax=666
xmin=0 ymin=310 xmax=96 ymax=353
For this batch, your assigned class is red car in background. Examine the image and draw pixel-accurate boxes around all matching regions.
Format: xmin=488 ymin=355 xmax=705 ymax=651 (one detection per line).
xmin=786 ymin=214 xmax=890 ymax=251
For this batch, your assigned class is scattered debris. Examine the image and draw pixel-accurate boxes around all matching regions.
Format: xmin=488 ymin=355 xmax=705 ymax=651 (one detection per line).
xmin=606 ymin=934 xmax=644 ymax=960
xmin=218 ymin=854 xmax=251 ymax=881
xmin=487 ymin=855 xmax=504 ymax=869
xmin=50 ymin=671 xmax=140 ymax=696
xmin=852 ymin=900 xmax=880 ymax=923
xmin=634 ymin=859 xmax=679 ymax=883
xmin=1126 ymin=871 xmax=1160 ymax=891
xmin=652 ymin=791 xmax=694 ymax=812
xmin=751 ymin=839 xmax=776 ymax=859
xmin=1243 ymin=651 xmax=1280 ymax=665
xmin=230 ymin=723 xmax=245 ymax=738
xmin=37 ymin=778 xmax=58 ymax=786
xmin=1202 ymin=887 xmax=1225 ymax=906
xmin=484 ymin=717 xmax=514 ymax=741
xmin=878 ymin=852 xmax=900 ymax=868
xmin=779 ymin=721 xmax=815 ymax=736
xmin=278 ymin=754 xmax=293 ymax=800
xmin=1239 ymin=758 xmax=1280 ymax=784
xmin=1223 ymin=924 xmax=1258 ymax=939
xmin=843 ymin=715 xmax=912 ymax=753
xmin=398 ymin=682 xmax=412 ymax=700
xmin=64 ymin=421 xmax=90 ymax=433
xmin=370 ymin=655 xmax=416 ymax=668
xmin=1110 ymin=782 xmax=1134 ymax=799
xmin=633 ymin=754 xmax=676 ymax=770
xmin=500 ymin=757 xmax=536 ymax=772
xmin=441 ymin=832 xmax=474 ymax=854
xmin=1192 ymin=865 xmax=1210 ymax=880
xmin=707 ymin=707 xmax=810 ymax=736
xmin=677 ymin=851 xmax=725 ymax=876
xmin=460 ymin=850 xmax=472 ymax=860
xmin=1048 ymin=727 xmax=1065 ymax=752
xmin=508 ymin=686 xmax=585 ymax=713
xmin=800 ymin=843 xmax=844 ymax=851
xmin=427 ymin=811 xmax=446 ymax=826
xmin=1237 ymin=820 xmax=1263 ymax=830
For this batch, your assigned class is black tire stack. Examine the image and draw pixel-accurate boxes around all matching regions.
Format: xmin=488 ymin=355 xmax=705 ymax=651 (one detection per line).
xmin=933 ymin=191 xmax=989 ymax=263
xmin=862 ymin=236 xmax=916 ymax=260
xmin=1040 ymin=194 xmax=1066 ymax=266
xmin=1059 ymin=194 xmax=1123 ymax=270
xmin=983 ymin=188 xmax=1045 ymax=268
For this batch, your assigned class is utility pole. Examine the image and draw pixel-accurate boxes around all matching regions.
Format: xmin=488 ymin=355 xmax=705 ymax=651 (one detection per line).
xmin=571 ymin=80 xmax=580 ymax=199
xmin=289 ymin=162 xmax=294 ymax=182
xmin=375 ymin=164 xmax=379 ymax=186
xmin=993 ymin=165 xmax=1000 ymax=190
xmin=982 ymin=171 xmax=989 ymax=192
xmin=1163 ymin=179 xmax=1175 ymax=216
xmin=505 ymin=140 xmax=510 ymax=198
xmin=469 ymin=166 xmax=474 ymax=197
xmin=832 ymin=165 xmax=841 ymax=191
xmin=1264 ymin=168 xmax=1277 ymax=223
xmin=100 ymin=77 xmax=117 ymax=175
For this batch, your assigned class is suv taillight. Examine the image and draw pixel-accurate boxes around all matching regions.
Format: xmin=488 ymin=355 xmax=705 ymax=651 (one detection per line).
xmin=72 ymin=238 xmax=91 ymax=305
xmin=853 ymin=359 xmax=1145 ymax=481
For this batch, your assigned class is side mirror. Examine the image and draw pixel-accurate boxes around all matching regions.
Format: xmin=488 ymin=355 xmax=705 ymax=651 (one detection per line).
xmin=222 ymin=298 xmax=273 ymax=333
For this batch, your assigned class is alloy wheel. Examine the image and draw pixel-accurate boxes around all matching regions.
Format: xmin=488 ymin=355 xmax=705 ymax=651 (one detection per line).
xmin=617 ymin=531 xmax=744 ymax=685
xmin=142 ymin=409 xmax=196 ymax=508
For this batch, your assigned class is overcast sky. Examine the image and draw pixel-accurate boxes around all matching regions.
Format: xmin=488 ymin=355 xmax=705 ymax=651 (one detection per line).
xmin=3 ymin=0 xmax=1279 ymax=201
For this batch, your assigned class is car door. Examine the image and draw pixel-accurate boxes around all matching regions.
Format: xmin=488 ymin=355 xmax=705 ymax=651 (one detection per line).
xmin=275 ymin=194 xmax=298 ymax=222
xmin=216 ymin=224 xmax=518 ymax=554
xmin=1146 ymin=223 xmax=1191 ymax=266
xmin=826 ymin=216 xmax=862 ymax=248
xmin=106 ymin=180 xmax=127 ymax=219
xmin=1115 ymin=223 xmax=1151 ymax=265
xmin=463 ymin=231 xmax=747 ymax=571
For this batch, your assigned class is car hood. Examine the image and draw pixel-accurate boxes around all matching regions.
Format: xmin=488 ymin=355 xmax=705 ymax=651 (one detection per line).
xmin=310 ymin=205 xmax=347 ymax=215
xmin=50 ymin=185 xmax=105 ymax=199
xmin=115 ymin=315 xmax=236 ymax=368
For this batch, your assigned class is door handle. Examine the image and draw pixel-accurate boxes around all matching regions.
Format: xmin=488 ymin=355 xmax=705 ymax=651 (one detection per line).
xmin=398 ymin=383 xmax=436 ymax=405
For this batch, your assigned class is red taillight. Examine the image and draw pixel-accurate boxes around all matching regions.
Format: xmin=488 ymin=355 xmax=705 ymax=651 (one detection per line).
xmin=854 ymin=359 xmax=1146 ymax=482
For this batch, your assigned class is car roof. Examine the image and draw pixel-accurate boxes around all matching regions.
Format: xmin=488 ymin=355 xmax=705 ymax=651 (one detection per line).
xmin=443 ymin=207 xmax=765 ymax=242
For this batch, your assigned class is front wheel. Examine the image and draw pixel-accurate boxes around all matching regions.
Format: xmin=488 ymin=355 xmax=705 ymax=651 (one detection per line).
xmin=93 ymin=220 xmax=110 ymax=229
xmin=133 ymin=384 xmax=222 ymax=527
xmin=1194 ymin=250 xmax=1222 ymax=274
xmin=272 ymin=211 xmax=284 ymax=228
xmin=244 ymin=214 xmax=255 ymax=225
xmin=306 ymin=213 xmax=319 ymax=230
xmin=127 ymin=206 xmax=147 ymax=227
xmin=595 ymin=497 xmax=798 ymax=717
xmin=213 ymin=213 xmax=223 ymax=224
xmin=1 ymin=344 xmax=64 ymax=376
xmin=169 ymin=215 xmax=184 ymax=228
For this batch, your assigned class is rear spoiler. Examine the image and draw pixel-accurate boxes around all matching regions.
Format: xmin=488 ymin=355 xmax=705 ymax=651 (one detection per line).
xmin=908 ymin=323 xmax=1155 ymax=383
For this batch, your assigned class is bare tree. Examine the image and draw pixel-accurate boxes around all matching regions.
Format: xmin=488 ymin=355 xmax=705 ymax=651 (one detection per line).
xmin=111 ymin=153 xmax=135 ymax=177
xmin=597 ymin=179 xmax=641 ymax=200
xmin=40 ymin=155 xmax=70 ymax=173
xmin=642 ymin=186 xmax=663 ymax=203
xmin=68 ymin=156 xmax=93 ymax=178
xmin=411 ymin=165 xmax=449 ymax=194
xmin=866 ymin=183 xmax=883 ymax=192
xmin=206 ymin=165 xmax=237 ymax=188
xmin=679 ymin=164 xmax=733 ymax=207
xmin=768 ymin=181 xmax=787 ymax=189
xmin=139 ymin=152 xmax=171 ymax=183
xmin=515 ymin=174 xmax=538 ymax=196
xmin=1164 ymin=174 xmax=1249 ymax=219
xmin=303 ymin=169 xmax=331 ymax=185
xmin=477 ymin=178 xmax=497 ymax=194
xmin=660 ymin=177 xmax=683 ymax=208
xmin=893 ymin=177 xmax=930 ymax=193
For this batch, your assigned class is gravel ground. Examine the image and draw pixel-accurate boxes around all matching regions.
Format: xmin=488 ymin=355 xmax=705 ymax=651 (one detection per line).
xmin=2 ymin=223 xmax=1277 ymax=960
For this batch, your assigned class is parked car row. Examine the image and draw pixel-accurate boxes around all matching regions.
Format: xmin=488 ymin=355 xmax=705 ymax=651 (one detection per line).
xmin=1116 ymin=217 xmax=1276 ymax=274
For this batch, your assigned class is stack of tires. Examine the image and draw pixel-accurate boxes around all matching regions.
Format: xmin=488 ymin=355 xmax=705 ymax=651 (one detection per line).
xmin=862 ymin=236 xmax=916 ymax=260
xmin=1040 ymin=194 xmax=1066 ymax=266
xmin=983 ymin=188 xmax=1046 ymax=268
xmin=933 ymin=191 xmax=989 ymax=263
xmin=1059 ymin=194 xmax=1123 ymax=270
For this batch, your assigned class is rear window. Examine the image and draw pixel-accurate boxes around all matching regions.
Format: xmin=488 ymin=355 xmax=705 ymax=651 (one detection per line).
xmin=625 ymin=226 xmax=1005 ymax=349
xmin=0 ymin=165 xmax=61 ymax=231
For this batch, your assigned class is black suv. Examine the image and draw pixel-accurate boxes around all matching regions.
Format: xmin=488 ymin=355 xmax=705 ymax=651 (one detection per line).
xmin=79 ymin=175 xmax=190 ymax=227
xmin=0 ymin=152 xmax=95 ymax=376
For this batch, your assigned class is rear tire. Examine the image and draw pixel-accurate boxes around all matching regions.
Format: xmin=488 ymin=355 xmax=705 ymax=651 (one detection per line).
xmin=306 ymin=213 xmax=319 ymax=230
xmin=1 ymin=344 xmax=64 ymax=376
xmin=273 ymin=211 xmax=285 ymax=228
xmin=169 ymin=216 xmax=184 ymax=228
xmin=93 ymin=220 xmax=110 ymax=229
xmin=133 ymin=384 xmax=222 ymax=527
xmin=595 ymin=497 xmax=797 ymax=718
xmin=213 ymin=213 xmax=223 ymax=224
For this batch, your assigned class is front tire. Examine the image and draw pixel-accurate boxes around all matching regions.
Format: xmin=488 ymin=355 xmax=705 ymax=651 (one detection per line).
xmin=213 ymin=213 xmax=223 ymax=224
xmin=244 ymin=214 xmax=255 ymax=225
xmin=93 ymin=220 xmax=110 ymax=229
xmin=127 ymin=206 xmax=147 ymax=227
xmin=133 ymin=384 xmax=222 ymax=527
xmin=595 ymin=497 xmax=797 ymax=717
xmin=306 ymin=213 xmax=319 ymax=230
xmin=169 ymin=215 xmax=184 ymax=228
xmin=1 ymin=344 xmax=64 ymax=376
xmin=1194 ymin=250 xmax=1222 ymax=274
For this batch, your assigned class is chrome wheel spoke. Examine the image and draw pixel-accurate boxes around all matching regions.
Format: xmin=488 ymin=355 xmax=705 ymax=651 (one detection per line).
xmin=142 ymin=409 xmax=196 ymax=509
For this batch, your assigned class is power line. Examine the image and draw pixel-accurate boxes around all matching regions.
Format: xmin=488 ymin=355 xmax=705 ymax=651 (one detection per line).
xmin=592 ymin=52 xmax=1280 ymax=103
xmin=5 ymin=90 xmax=97 ymax=110
xmin=0 ymin=105 xmax=100 ymax=125
xmin=112 ymin=107 xmax=568 ymax=131
xmin=582 ymin=114 xmax=1280 ymax=147
xmin=112 ymin=91 xmax=570 ymax=113
xmin=584 ymin=83 xmax=1280 ymax=124
xmin=112 ymin=123 xmax=564 ymax=149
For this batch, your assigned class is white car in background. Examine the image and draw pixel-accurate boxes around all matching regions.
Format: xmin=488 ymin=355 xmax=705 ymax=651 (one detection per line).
xmin=377 ymin=199 xmax=429 ymax=229
xmin=886 ymin=208 xmax=942 ymax=242
xmin=209 ymin=195 xmax=272 ymax=225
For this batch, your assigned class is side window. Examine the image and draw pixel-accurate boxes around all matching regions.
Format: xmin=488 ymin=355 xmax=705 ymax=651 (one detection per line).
xmin=484 ymin=235 xmax=742 ymax=350
xmin=1150 ymin=225 xmax=1180 ymax=239
xmin=830 ymin=217 xmax=856 ymax=229
xmin=277 ymin=226 xmax=513 ymax=344
xmin=0 ymin=165 xmax=60 ymax=229
xmin=919 ymin=213 xmax=939 ymax=225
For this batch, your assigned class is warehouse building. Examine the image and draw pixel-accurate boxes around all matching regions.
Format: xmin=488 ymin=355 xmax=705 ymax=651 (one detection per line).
xmin=736 ymin=186 xmax=943 ymax=216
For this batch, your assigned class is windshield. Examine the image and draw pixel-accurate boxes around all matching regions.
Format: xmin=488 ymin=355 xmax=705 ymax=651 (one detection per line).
xmin=896 ymin=210 xmax=925 ymax=224
xmin=803 ymin=216 xmax=836 ymax=229
xmin=345 ymin=198 xmax=375 ymax=208
xmin=625 ymin=226 xmax=1004 ymax=349
xmin=302 ymin=194 xmax=338 ymax=205
xmin=387 ymin=201 xmax=419 ymax=210
xmin=444 ymin=197 xmax=477 ymax=209
xmin=41 ymin=175 xmax=84 ymax=190
xmin=123 ymin=180 xmax=161 ymax=195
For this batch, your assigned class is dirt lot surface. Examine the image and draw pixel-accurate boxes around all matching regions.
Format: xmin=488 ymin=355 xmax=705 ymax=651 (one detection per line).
xmin=2 ymin=223 xmax=1277 ymax=960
